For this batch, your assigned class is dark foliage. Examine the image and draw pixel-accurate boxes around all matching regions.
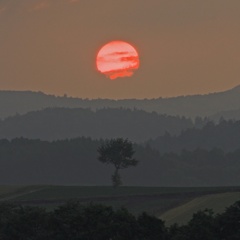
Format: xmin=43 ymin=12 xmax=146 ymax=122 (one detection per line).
xmin=0 ymin=201 xmax=166 ymax=240
xmin=98 ymin=138 xmax=138 ymax=187
xmin=215 ymin=200 xmax=240 ymax=239
xmin=168 ymin=201 xmax=240 ymax=240
xmin=0 ymin=200 xmax=240 ymax=239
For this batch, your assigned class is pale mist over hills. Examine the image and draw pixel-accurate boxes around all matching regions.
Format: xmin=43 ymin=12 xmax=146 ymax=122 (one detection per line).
xmin=0 ymin=85 xmax=240 ymax=120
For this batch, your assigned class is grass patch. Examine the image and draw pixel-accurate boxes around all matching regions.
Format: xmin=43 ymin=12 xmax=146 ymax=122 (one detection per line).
xmin=0 ymin=185 xmax=46 ymax=200
xmin=160 ymin=191 xmax=240 ymax=226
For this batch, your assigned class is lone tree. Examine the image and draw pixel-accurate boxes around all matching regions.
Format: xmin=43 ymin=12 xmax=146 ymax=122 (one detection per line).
xmin=97 ymin=138 xmax=138 ymax=187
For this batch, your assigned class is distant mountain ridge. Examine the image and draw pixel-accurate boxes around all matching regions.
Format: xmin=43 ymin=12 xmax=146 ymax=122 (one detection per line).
xmin=0 ymin=85 xmax=240 ymax=119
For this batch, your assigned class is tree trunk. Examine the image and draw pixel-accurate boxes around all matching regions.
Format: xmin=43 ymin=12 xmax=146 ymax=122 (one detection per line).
xmin=112 ymin=168 xmax=122 ymax=187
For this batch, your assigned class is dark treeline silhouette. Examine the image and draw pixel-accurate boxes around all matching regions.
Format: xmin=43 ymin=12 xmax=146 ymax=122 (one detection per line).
xmin=147 ymin=119 xmax=240 ymax=153
xmin=0 ymin=108 xmax=193 ymax=142
xmin=0 ymin=200 xmax=239 ymax=239
xmin=210 ymin=108 xmax=240 ymax=121
xmin=0 ymin=137 xmax=240 ymax=186
xmin=1 ymin=85 xmax=240 ymax=119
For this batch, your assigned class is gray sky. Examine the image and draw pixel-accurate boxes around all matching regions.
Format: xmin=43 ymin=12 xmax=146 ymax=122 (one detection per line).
xmin=0 ymin=0 xmax=240 ymax=99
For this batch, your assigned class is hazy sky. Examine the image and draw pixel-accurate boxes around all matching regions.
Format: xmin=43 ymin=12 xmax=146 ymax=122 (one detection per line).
xmin=0 ymin=0 xmax=240 ymax=99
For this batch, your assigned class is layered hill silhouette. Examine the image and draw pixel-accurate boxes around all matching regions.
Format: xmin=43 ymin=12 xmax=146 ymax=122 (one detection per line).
xmin=1 ymin=85 xmax=240 ymax=119
xmin=1 ymin=107 xmax=240 ymax=145
xmin=210 ymin=108 xmax=240 ymax=121
xmin=1 ymin=86 xmax=240 ymax=187
xmin=0 ymin=108 xmax=193 ymax=142
xmin=147 ymin=120 xmax=240 ymax=153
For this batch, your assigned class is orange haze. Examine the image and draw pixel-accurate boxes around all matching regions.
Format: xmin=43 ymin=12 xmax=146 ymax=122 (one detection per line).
xmin=0 ymin=0 xmax=240 ymax=99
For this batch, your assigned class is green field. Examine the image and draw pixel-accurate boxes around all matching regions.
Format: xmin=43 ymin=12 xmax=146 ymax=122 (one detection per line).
xmin=0 ymin=185 xmax=239 ymax=219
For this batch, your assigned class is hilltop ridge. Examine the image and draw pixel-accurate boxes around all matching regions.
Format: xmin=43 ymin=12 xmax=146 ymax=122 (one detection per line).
xmin=0 ymin=85 xmax=240 ymax=119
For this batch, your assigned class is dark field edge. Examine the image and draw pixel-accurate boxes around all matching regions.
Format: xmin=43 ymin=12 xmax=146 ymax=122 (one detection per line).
xmin=2 ymin=185 xmax=240 ymax=216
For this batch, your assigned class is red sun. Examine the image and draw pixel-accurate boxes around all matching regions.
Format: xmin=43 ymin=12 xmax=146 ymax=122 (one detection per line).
xmin=96 ymin=40 xmax=140 ymax=80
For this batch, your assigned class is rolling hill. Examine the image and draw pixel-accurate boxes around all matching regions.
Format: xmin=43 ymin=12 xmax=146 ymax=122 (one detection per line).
xmin=0 ymin=108 xmax=193 ymax=142
xmin=1 ymin=85 xmax=240 ymax=119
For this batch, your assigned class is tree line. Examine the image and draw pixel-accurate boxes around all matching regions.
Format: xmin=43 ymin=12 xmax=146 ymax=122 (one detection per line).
xmin=147 ymin=119 xmax=240 ymax=153
xmin=0 ymin=137 xmax=240 ymax=186
xmin=0 ymin=107 xmax=194 ymax=141
xmin=0 ymin=200 xmax=239 ymax=239
xmin=2 ymin=107 xmax=240 ymax=151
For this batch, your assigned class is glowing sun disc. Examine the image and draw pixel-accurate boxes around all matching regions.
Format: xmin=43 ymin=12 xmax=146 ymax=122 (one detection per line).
xmin=96 ymin=41 xmax=140 ymax=80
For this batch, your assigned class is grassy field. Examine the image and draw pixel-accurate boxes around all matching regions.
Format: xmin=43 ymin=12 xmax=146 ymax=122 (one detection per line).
xmin=160 ymin=191 xmax=240 ymax=226
xmin=0 ymin=185 xmax=46 ymax=200
xmin=0 ymin=185 xmax=239 ymax=218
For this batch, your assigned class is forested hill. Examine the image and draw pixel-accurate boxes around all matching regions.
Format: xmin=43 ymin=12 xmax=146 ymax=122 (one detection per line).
xmin=210 ymin=108 xmax=240 ymax=121
xmin=0 ymin=137 xmax=240 ymax=186
xmin=0 ymin=108 xmax=193 ymax=142
xmin=1 ymin=85 xmax=240 ymax=119
xmin=147 ymin=120 xmax=240 ymax=153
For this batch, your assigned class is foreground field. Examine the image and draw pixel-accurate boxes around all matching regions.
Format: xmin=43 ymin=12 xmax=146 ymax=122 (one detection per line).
xmin=0 ymin=185 xmax=239 ymax=217
xmin=160 ymin=191 xmax=240 ymax=226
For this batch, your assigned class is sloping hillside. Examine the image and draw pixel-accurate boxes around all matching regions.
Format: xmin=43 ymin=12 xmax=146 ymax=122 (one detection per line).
xmin=160 ymin=192 xmax=240 ymax=226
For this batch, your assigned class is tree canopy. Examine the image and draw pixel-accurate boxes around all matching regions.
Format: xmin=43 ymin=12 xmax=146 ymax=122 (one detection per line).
xmin=0 ymin=200 xmax=240 ymax=239
xmin=98 ymin=138 xmax=138 ymax=187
